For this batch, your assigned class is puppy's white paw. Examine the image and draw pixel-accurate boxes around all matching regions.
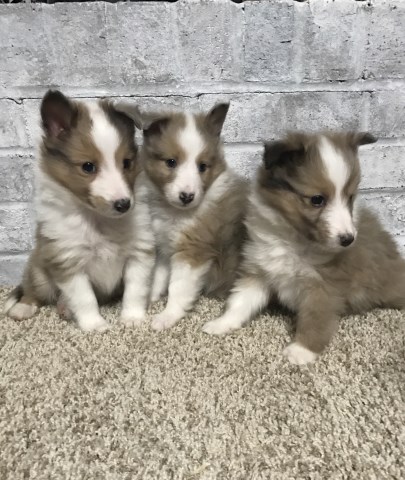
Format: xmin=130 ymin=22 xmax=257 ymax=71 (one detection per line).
xmin=8 ymin=302 xmax=38 ymax=321
xmin=151 ymin=312 xmax=178 ymax=331
xmin=283 ymin=342 xmax=318 ymax=366
xmin=202 ymin=317 xmax=239 ymax=335
xmin=79 ymin=315 xmax=110 ymax=333
xmin=120 ymin=313 xmax=145 ymax=327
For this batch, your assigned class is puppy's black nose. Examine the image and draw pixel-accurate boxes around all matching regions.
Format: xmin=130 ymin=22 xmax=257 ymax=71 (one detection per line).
xmin=179 ymin=192 xmax=195 ymax=205
xmin=339 ymin=234 xmax=354 ymax=247
xmin=114 ymin=198 xmax=131 ymax=213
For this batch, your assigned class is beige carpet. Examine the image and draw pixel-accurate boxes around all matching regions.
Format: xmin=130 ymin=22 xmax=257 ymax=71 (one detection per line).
xmin=0 ymin=287 xmax=404 ymax=480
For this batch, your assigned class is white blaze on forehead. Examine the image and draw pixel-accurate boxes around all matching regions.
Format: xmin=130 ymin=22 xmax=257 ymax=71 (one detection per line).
xmin=165 ymin=113 xmax=206 ymax=206
xmin=177 ymin=113 xmax=205 ymax=162
xmin=87 ymin=102 xmax=120 ymax=161
xmin=318 ymin=136 xmax=349 ymax=192
xmin=86 ymin=102 xmax=131 ymax=202
xmin=318 ymin=136 xmax=356 ymax=240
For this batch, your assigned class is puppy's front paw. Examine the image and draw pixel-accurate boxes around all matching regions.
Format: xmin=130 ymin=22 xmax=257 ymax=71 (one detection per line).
xmin=151 ymin=312 xmax=178 ymax=331
xmin=8 ymin=302 xmax=38 ymax=321
xmin=120 ymin=313 xmax=145 ymax=327
xmin=202 ymin=317 xmax=238 ymax=335
xmin=79 ymin=315 xmax=110 ymax=333
xmin=283 ymin=342 xmax=318 ymax=366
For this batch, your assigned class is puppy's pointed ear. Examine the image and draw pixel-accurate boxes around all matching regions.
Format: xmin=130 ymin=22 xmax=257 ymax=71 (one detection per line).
xmin=143 ymin=116 xmax=170 ymax=138
xmin=263 ymin=137 xmax=305 ymax=170
xmin=205 ymin=103 xmax=230 ymax=137
xmin=112 ymin=102 xmax=143 ymax=130
xmin=348 ymin=132 xmax=378 ymax=148
xmin=41 ymin=90 xmax=77 ymax=139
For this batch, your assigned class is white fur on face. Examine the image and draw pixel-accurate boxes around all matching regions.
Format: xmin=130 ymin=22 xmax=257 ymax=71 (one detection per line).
xmin=87 ymin=103 xmax=132 ymax=213
xmin=164 ymin=114 xmax=205 ymax=209
xmin=319 ymin=136 xmax=356 ymax=246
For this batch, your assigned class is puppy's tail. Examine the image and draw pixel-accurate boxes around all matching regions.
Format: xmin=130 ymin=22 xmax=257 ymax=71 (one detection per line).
xmin=3 ymin=285 xmax=23 ymax=315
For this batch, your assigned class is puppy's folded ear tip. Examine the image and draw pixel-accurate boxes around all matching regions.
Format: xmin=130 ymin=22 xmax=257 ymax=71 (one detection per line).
xmin=112 ymin=101 xmax=144 ymax=130
xmin=216 ymin=102 xmax=230 ymax=110
xmin=205 ymin=102 xmax=230 ymax=136
xmin=360 ymin=132 xmax=378 ymax=145
xmin=349 ymin=131 xmax=378 ymax=148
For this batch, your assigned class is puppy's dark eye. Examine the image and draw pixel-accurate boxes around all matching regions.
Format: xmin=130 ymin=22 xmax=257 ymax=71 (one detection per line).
xmin=123 ymin=158 xmax=132 ymax=170
xmin=198 ymin=163 xmax=208 ymax=173
xmin=165 ymin=159 xmax=177 ymax=169
xmin=310 ymin=195 xmax=326 ymax=207
xmin=82 ymin=162 xmax=96 ymax=174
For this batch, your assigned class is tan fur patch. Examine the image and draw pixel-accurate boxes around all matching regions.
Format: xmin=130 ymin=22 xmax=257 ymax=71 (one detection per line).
xmin=175 ymin=177 xmax=249 ymax=296
xmin=141 ymin=113 xmax=187 ymax=192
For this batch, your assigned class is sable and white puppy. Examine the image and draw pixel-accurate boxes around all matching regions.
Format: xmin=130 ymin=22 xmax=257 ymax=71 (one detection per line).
xmin=138 ymin=103 xmax=248 ymax=330
xmin=4 ymin=90 xmax=155 ymax=331
xmin=203 ymin=131 xmax=405 ymax=365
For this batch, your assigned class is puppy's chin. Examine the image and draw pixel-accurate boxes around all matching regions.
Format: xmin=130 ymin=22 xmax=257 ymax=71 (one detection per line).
xmin=165 ymin=194 xmax=202 ymax=211
xmin=86 ymin=199 xmax=134 ymax=219
xmin=324 ymin=236 xmax=357 ymax=252
xmin=168 ymin=200 xmax=199 ymax=211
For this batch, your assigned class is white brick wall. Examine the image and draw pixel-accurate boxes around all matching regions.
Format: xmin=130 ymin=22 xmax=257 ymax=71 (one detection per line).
xmin=0 ymin=0 xmax=404 ymax=284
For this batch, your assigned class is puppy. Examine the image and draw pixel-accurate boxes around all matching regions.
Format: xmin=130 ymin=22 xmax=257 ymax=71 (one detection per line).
xmin=4 ymin=90 xmax=155 ymax=331
xmin=138 ymin=103 xmax=248 ymax=330
xmin=203 ymin=131 xmax=405 ymax=364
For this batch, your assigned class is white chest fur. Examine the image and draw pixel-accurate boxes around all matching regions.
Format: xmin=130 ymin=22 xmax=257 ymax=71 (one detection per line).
xmin=36 ymin=172 xmax=142 ymax=294
xmin=246 ymin=192 xmax=323 ymax=310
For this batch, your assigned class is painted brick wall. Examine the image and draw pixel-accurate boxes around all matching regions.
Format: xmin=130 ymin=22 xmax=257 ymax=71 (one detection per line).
xmin=0 ymin=0 xmax=404 ymax=284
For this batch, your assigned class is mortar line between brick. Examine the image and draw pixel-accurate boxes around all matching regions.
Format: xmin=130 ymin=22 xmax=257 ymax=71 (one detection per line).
xmin=1 ymin=139 xmax=405 ymax=155
xmin=0 ymin=252 xmax=29 ymax=258
xmin=1 ymin=79 xmax=404 ymax=100
xmin=359 ymin=187 xmax=405 ymax=195
xmin=224 ymin=139 xmax=405 ymax=148
xmin=0 ymin=148 xmax=35 ymax=156
xmin=0 ymin=201 xmax=32 ymax=208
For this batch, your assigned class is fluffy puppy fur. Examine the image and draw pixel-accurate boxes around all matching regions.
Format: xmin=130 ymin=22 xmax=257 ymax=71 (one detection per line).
xmin=136 ymin=103 xmax=248 ymax=330
xmin=203 ymin=131 xmax=405 ymax=365
xmin=4 ymin=90 xmax=155 ymax=331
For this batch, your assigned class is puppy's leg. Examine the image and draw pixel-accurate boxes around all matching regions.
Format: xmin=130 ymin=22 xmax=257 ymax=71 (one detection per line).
xmin=5 ymin=289 xmax=39 ymax=321
xmin=203 ymin=276 xmax=270 ymax=335
xmin=120 ymin=251 xmax=155 ymax=327
xmin=57 ymin=273 xmax=108 ymax=332
xmin=5 ymin=255 xmax=55 ymax=320
xmin=150 ymin=258 xmax=170 ymax=303
xmin=283 ymin=285 xmax=341 ymax=366
xmin=151 ymin=259 xmax=211 ymax=331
